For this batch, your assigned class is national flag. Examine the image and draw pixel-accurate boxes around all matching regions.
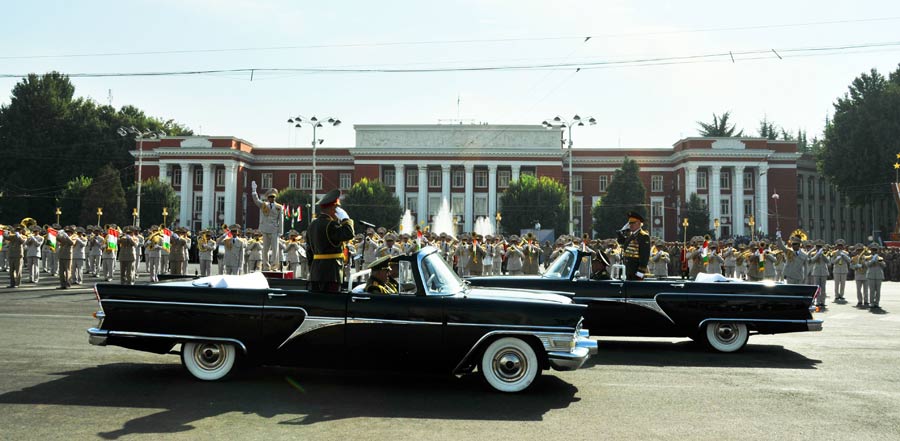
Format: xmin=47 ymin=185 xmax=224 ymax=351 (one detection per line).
xmin=162 ymin=228 xmax=172 ymax=252
xmin=0 ymin=230 xmax=4 ymax=251
xmin=416 ymin=226 xmax=423 ymax=248
xmin=224 ymin=227 xmax=233 ymax=239
xmin=283 ymin=204 xmax=291 ymax=220
xmin=758 ymin=248 xmax=766 ymax=272
xmin=296 ymin=207 xmax=302 ymax=222
xmin=106 ymin=228 xmax=119 ymax=251
xmin=46 ymin=228 xmax=58 ymax=251
xmin=700 ymin=239 xmax=709 ymax=264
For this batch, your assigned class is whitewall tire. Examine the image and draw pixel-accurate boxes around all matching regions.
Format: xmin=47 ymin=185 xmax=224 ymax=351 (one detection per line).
xmin=181 ymin=342 xmax=238 ymax=381
xmin=480 ymin=337 xmax=539 ymax=393
xmin=704 ymin=322 xmax=749 ymax=353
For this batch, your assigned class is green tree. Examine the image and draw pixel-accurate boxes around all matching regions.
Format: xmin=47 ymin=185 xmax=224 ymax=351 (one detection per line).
xmin=125 ymin=177 xmax=179 ymax=229
xmin=81 ymin=164 xmax=128 ymax=226
xmin=592 ymin=157 xmax=647 ymax=238
xmin=276 ymin=188 xmax=313 ymax=232
xmin=55 ymin=176 xmax=92 ymax=226
xmin=697 ymin=111 xmax=744 ymax=137
xmin=341 ymin=178 xmax=403 ymax=230
xmin=821 ymin=65 xmax=900 ymax=205
xmin=499 ymin=174 xmax=568 ymax=235
xmin=684 ymin=193 xmax=712 ymax=239
xmin=757 ymin=117 xmax=780 ymax=140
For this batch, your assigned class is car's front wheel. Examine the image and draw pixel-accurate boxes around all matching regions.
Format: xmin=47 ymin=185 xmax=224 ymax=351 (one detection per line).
xmin=181 ymin=342 xmax=238 ymax=381
xmin=480 ymin=337 xmax=539 ymax=393
xmin=704 ymin=322 xmax=749 ymax=353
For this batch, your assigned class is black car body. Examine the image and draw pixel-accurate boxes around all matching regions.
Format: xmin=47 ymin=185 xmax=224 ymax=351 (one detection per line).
xmin=468 ymin=247 xmax=823 ymax=352
xmin=88 ymin=247 xmax=596 ymax=393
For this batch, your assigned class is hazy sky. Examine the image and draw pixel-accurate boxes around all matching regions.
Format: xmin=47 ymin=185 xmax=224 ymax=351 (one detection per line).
xmin=3 ymin=0 xmax=900 ymax=150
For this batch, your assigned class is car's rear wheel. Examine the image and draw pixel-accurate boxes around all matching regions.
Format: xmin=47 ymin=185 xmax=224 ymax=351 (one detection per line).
xmin=181 ymin=342 xmax=238 ymax=381
xmin=704 ymin=322 xmax=749 ymax=353
xmin=480 ymin=337 xmax=539 ymax=393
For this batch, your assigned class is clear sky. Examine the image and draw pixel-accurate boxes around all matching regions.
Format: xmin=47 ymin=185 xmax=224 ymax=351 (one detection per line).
xmin=3 ymin=0 xmax=900 ymax=150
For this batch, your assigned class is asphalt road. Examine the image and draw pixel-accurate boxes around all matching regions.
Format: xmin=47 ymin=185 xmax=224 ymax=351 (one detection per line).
xmin=1 ymin=271 xmax=899 ymax=441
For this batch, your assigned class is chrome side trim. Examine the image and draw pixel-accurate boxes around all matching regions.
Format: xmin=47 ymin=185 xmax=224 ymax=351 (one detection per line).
xmin=696 ymin=318 xmax=825 ymax=331
xmin=347 ymin=317 xmax=443 ymax=326
xmin=88 ymin=327 xmax=248 ymax=354
xmin=276 ymin=310 xmax=342 ymax=349
xmin=629 ymin=297 xmax=676 ymax=324
xmin=447 ymin=322 xmax=575 ymax=331
xmin=681 ymin=293 xmax=812 ymax=300
xmin=101 ymin=299 xmax=262 ymax=309
xmin=452 ymin=330 xmax=580 ymax=374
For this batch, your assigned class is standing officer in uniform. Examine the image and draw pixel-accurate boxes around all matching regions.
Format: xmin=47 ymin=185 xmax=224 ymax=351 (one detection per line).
xmin=865 ymin=242 xmax=885 ymax=310
xmin=56 ymin=225 xmax=75 ymax=289
xmin=809 ymin=239 xmax=830 ymax=308
xmin=776 ymin=234 xmax=809 ymax=285
xmin=250 ymin=182 xmax=285 ymax=271
xmin=307 ymin=189 xmax=355 ymax=292
xmin=617 ymin=211 xmax=650 ymax=280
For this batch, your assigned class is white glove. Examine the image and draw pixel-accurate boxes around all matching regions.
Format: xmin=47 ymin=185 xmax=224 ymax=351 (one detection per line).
xmin=776 ymin=230 xmax=782 ymax=239
xmin=635 ymin=271 xmax=645 ymax=279
xmin=172 ymin=233 xmax=180 ymax=239
xmin=251 ymin=180 xmax=257 ymax=192
xmin=334 ymin=207 xmax=350 ymax=221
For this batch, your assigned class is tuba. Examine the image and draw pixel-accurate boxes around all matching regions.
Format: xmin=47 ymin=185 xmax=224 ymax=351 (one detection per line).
xmin=20 ymin=217 xmax=38 ymax=236
xmin=791 ymin=229 xmax=808 ymax=242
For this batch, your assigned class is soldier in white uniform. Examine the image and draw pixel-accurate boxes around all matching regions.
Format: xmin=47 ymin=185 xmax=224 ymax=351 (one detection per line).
xmin=830 ymin=239 xmax=851 ymax=302
xmin=0 ymin=227 xmax=8 ymax=272
xmin=851 ymin=244 xmax=869 ymax=307
xmin=25 ymin=227 xmax=44 ymax=283
xmin=146 ymin=227 xmax=162 ymax=282
xmin=506 ymin=235 xmax=525 ymax=276
xmin=722 ymin=240 xmax=737 ymax=278
xmin=808 ymin=239 xmax=830 ymax=307
xmin=250 ymin=182 xmax=284 ymax=271
xmin=650 ymin=239 xmax=670 ymax=278
xmin=285 ymin=230 xmax=303 ymax=278
xmin=865 ymin=242 xmax=885 ymax=310
xmin=71 ymin=227 xmax=88 ymax=285
xmin=197 ymin=230 xmax=215 ymax=277
xmin=776 ymin=234 xmax=809 ymax=285
xmin=247 ymin=232 xmax=263 ymax=272
xmin=223 ymin=225 xmax=247 ymax=275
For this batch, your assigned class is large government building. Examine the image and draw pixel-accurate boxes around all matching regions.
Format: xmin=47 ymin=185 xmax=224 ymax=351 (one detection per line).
xmin=130 ymin=124 xmax=893 ymax=243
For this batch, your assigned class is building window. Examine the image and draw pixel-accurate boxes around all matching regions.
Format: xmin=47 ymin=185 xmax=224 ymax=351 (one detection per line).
xmin=520 ymin=169 xmax=535 ymax=178
xmin=819 ymin=180 xmax=826 ymax=199
xmin=452 ymin=170 xmax=465 ymax=188
xmin=339 ymin=173 xmax=352 ymax=190
xmin=808 ymin=177 xmax=815 ymax=197
xmin=720 ymin=197 xmax=731 ymax=217
xmin=474 ymin=194 xmax=488 ymax=217
xmin=428 ymin=196 xmax=441 ymax=217
xmin=429 ymin=170 xmax=441 ymax=188
xmin=599 ymin=175 xmax=609 ymax=192
xmin=300 ymin=173 xmax=322 ymax=190
xmin=744 ymin=170 xmax=754 ymax=189
xmin=697 ymin=171 xmax=708 ymax=190
xmin=651 ymin=175 xmax=663 ymax=193
xmin=383 ymin=168 xmax=396 ymax=186
xmin=573 ymin=175 xmax=583 ymax=192
xmin=475 ymin=170 xmax=488 ymax=188
xmin=406 ymin=195 xmax=417 ymax=214
xmin=651 ymin=200 xmax=663 ymax=218
xmin=288 ymin=173 xmax=297 ymax=189
xmin=215 ymin=168 xmax=224 ymax=187
xmin=173 ymin=167 xmax=182 ymax=186
xmin=261 ymin=173 xmax=273 ymax=190
xmin=194 ymin=168 xmax=203 ymax=186
xmin=451 ymin=194 xmax=465 ymax=216
xmin=193 ymin=194 xmax=203 ymax=215
xmin=797 ymin=175 xmax=803 ymax=198
xmin=744 ymin=198 xmax=754 ymax=221
xmin=498 ymin=170 xmax=511 ymax=188
xmin=406 ymin=169 xmax=418 ymax=188
xmin=216 ymin=195 xmax=225 ymax=219
xmin=720 ymin=171 xmax=730 ymax=190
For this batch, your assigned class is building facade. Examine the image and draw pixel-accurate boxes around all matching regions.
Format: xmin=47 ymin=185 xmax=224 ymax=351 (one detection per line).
xmin=130 ymin=124 xmax=891 ymax=241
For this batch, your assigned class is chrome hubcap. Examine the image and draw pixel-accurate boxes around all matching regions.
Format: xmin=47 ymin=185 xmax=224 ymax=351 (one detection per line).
xmin=194 ymin=343 xmax=225 ymax=371
xmin=492 ymin=348 xmax=527 ymax=383
xmin=715 ymin=324 xmax=738 ymax=344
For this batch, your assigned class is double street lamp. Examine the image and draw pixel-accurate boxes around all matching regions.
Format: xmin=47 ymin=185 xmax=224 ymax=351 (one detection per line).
xmin=118 ymin=127 xmax=166 ymax=228
xmin=542 ymin=115 xmax=596 ymax=236
xmin=287 ymin=116 xmax=341 ymax=217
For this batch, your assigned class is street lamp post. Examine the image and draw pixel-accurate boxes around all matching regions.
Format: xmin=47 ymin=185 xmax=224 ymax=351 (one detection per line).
xmin=748 ymin=215 xmax=756 ymax=242
xmin=495 ymin=212 xmax=502 ymax=235
xmin=96 ymin=208 xmax=103 ymax=227
xmin=162 ymin=207 xmax=169 ymax=227
xmin=542 ymin=115 xmax=596 ymax=236
xmin=118 ymin=127 xmax=165 ymax=229
xmin=55 ymin=207 xmax=61 ymax=225
xmin=287 ymin=116 xmax=341 ymax=219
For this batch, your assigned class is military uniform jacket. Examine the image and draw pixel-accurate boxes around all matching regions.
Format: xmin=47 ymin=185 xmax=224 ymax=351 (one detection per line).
xmin=251 ymin=192 xmax=284 ymax=234
xmin=506 ymin=246 xmax=525 ymax=272
xmin=723 ymin=248 xmax=737 ymax=267
xmin=285 ymin=240 xmax=302 ymax=263
xmin=248 ymin=240 xmax=263 ymax=260
xmin=117 ymin=235 xmax=136 ymax=262
xmin=617 ymin=229 xmax=650 ymax=273
xmin=306 ymin=214 xmax=354 ymax=283
xmin=808 ymin=250 xmax=830 ymax=276
xmin=73 ymin=236 xmax=87 ymax=260
xmin=707 ymin=253 xmax=725 ymax=274
xmin=865 ymin=255 xmax=886 ymax=280
xmin=650 ymin=250 xmax=670 ymax=276
xmin=222 ymin=237 xmax=247 ymax=267
xmin=169 ymin=235 xmax=187 ymax=262
xmin=57 ymin=232 xmax=75 ymax=260
xmin=89 ymin=236 xmax=103 ymax=257
xmin=198 ymin=239 xmax=215 ymax=261
xmin=5 ymin=233 xmax=26 ymax=259
xmin=365 ymin=277 xmax=399 ymax=294
xmin=831 ymin=251 xmax=851 ymax=275
xmin=25 ymin=235 xmax=44 ymax=258
xmin=775 ymin=238 xmax=809 ymax=281
xmin=376 ymin=244 xmax=402 ymax=258
xmin=851 ymin=253 xmax=868 ymax=278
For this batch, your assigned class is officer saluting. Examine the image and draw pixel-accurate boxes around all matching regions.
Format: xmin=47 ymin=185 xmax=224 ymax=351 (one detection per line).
xmin=616 ymin=211 xmax=650 ymax=280
xmin=307 ymin=189 xmax=355 ymax=292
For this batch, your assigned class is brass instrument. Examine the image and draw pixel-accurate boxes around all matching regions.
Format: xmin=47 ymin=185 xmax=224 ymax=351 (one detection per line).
xmin=791 ymin=229 xmax=808 ymax=242
xmin=20 ymin=217 xmax=38 ymax=237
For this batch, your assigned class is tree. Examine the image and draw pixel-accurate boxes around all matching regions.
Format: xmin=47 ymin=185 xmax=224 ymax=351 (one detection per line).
xmin=499 ymin=175 xmax=568 ymax=235
xmin=125 ymin=177 xmax=179 ymax=229
xmin=56 ymin=175 xmax=92 ymax=226
xmin=592 ymin=157 xmax=647 ymax=238
xmin=341 ymin=178 xmax=403 ymax=230
xmin=697 ymin=111 xmax=744 ymax=137
xmin=757 ymin=117 xmax=780 ymax=140
xmin=684 ymin=193 xmax=713 ymax=239
xmin=80 ymin=164 xmax=128 ymax=227
xmin=820 ymin=65 xmax=900 ymax=205
xmin=276 ymin=188 xmax=313 ymax=232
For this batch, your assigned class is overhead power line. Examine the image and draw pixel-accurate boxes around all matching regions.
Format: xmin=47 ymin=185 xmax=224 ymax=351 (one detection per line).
xmin=1 ymin=16 xmax=899 ymax=60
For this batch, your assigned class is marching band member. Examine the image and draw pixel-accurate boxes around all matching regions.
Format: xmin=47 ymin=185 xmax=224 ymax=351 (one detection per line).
xmin=285 ymin=230 xmax=303 ymax=278
xmin=5 ymin=226 xmax=26 ymax=287
xmin=198 ymin=229 xmax=215 ymax=277
xmin=146 ymin=226 xmax=162 ymax=282
xmin=247 ymin=232 xmax=263 ymax=272
xmin=223 ymin=224 xmax=247 ymax=275
xmin=168 ymin=227 xmax=187 ymax=276
xmin=865 ymin=242 xmax=885 ymax=310
xmin=722 ymin=240 xmax=737 ymax=278
xmin=71 ymin=227 xmax=87 ymax=285
xmin=830 ymin=239 xmax=851 ymax=302
xmin=25 ymin=226 xmax=44 ymax=283
xmin=506 ymin=235 xmax=525 ymax=276
xmin=117 ymin=226 xmax=138 ymax=285
xmin=809 ymin=239 xmax=830 ymax=308
xmin=56 ymin=225 xmax=75 ymax=289
xmin=776 ymin=234 xmax=809 ymax=285
xmin=650 ymin=238 xmax=670 ymax=278
xmin=851 ymin=244 xmax=869 ymax=307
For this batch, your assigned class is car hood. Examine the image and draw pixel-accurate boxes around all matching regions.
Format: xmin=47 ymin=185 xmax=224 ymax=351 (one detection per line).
xmin=463 ymin=287 xmax=574 ymax=304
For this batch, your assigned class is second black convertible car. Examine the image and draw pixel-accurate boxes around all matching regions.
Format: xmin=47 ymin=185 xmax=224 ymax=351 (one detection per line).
xmin=468 ymin=247 xmax=823 ymax=353
xmin=88 ymin=247 xmax=596 ymax=393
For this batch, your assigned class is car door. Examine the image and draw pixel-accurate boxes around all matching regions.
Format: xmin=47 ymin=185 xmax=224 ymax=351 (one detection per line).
xmin=261 ymin=288 xmax=348 ymax=368
xmin=622 ymin=280 xmax=683 ymax=336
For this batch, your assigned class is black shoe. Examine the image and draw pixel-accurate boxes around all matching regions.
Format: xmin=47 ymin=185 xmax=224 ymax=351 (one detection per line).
xmin=5 ymin=285 xmax=14 ymax=288
xmin=56 ymin=286 xmax=67 ymax=290
xmin=856 ymin=303 xmax=863 ymax=307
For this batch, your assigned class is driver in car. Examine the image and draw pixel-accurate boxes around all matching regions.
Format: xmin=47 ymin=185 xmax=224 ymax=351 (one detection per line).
xmin=365 ymin=255 xmax=399 ymax=294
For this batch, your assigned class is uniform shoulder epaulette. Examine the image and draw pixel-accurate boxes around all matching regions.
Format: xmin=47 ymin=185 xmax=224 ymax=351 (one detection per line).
xmin=638 ymin=229 xmax=650 ymax=236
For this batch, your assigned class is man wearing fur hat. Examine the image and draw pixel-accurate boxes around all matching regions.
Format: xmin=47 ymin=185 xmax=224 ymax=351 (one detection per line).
xmin=250 ymin=181 xmax=285 ymax=271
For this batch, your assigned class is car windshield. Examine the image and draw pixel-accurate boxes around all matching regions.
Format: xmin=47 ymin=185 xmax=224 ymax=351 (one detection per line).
xmin=420 ymin=252 xmax=465 ymax=295
xmin=543 ymin=250 xmax=575 ymax=279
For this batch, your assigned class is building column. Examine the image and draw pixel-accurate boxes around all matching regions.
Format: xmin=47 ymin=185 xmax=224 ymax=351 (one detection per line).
xmin=488 ymin=164 xmax=498 ymax=231
xmin=685 ymin=165 xmax=698 ymax=200
xmin=732 ymin=165 xmax=745 ymax=236
xmin=179 ymin=164 xmax=192 ymax=228
xmin=709 ymin=165 xmax=721 ymax=232
xmin=201 ymin=164 xmax=213 ymax=229
xmin=160 ymin=163 xmax=171 ymax=184
xmin=394 ymin=165 xmax=405 ymax=208
xmin=224 ymin=163 xmax=237 ymax=225
xmin=441 ymin=164 xmax=451 ymax=210
xmin=757 ymin=164 xmax=769 ymax=236
xmin=511 ymin=164 xmax=521 ymax=182
xmin=464 ymin=163 xmax=474 ymax=232
xmin=418 ymin=165 xmax=428 ymax=225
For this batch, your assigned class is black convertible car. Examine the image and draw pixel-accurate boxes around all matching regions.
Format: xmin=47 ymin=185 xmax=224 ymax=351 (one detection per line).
xmin=88 ymin=247 xmax=596 ymax=393
xmin=468 ymin=247 xmax=823 ymax=353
